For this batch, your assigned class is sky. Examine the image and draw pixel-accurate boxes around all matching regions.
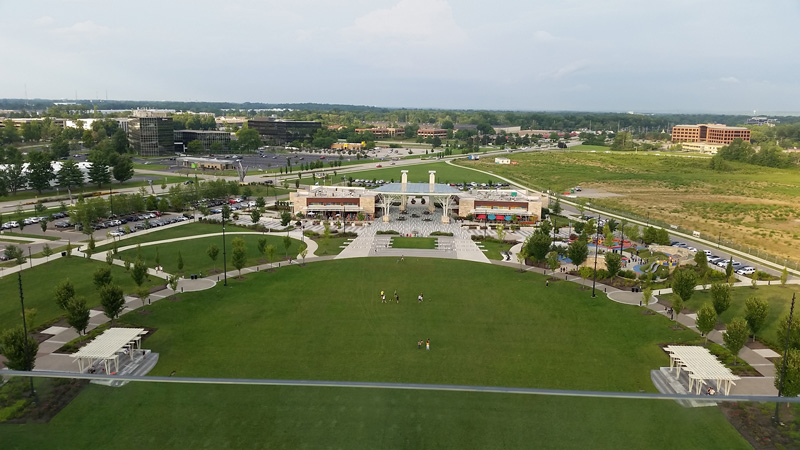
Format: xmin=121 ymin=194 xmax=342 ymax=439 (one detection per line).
xmin=1 ymin=0 xmax=799 ymax=113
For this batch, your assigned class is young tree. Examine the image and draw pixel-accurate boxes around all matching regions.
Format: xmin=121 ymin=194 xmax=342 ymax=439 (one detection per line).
xmin=710 ymin=282 xmax=732 ymax=315
xmin=93 ymin=266 xmax=113 ymax=289
xmin=266 ymin=244 xmax=276 ymax=269
xmin=54 ymin=279 xmax=76 ymax=310
xmin=87 ymin=150 xmax=111 ymax=188
xmin=671 ymin=295 xmax=683 ymax=320
xmin=131 ymin=257 xmax=148 ymax=289
xmin=250 ymin=208 xmax=262 ymax=225
xmin=578 ymin=266 xmax=594 ymax=288
xmin=495 ymin=224 xmax=506 ymax=243
xmin=57 ymin=159 xmax=85 ymax=191
xmin=566 ymin=237 xmax=589 ymax=268
xmin=781 ymin=267 xmax=789 ymax=286
xmin=280 ymin=211 xmax=292 ymax=227
xmin=154 ymin=247 xmax=161 ymax=269
xmin=137 ymin=286 xmax=151 ymax=307
xmin=257 ymin=237 xmax=267 ymax=260
xmin=27 ymin=150 xmax=55 ymax=193
xmin=723 ymin=318 xmax=749 ymax=365
xmin=231 ymin=237 xmax=247 ymax=276
xmin=725 ymin=259 xmax=734 ymax=282
xmin=516 ymin=245 xmax=529 ymax=272
xmin=776 ymin=314 xmax=800 ymax=352
xmin=105 ymin=250 xmax=114 ymax=266
xmin=282 ymin=234 xmax=292 ymax=259
xmin=744 ymin=296 xmax=768 ymax=341
xmin=774 ymin=349 xmax=800 ymax=399
xmin=65 ymin=296 xmax=90 ymax=335
xmin=207 ymin=244 xmax=220 ymax=272
xmin=0 ymin=327 xmax=39 ymax=371
xmin=696 ymin=303 xmax=717 ymax=344
xmin=672 ymin=268 xmax=697 ymax=304
xmin=551 ymin=197 xmax=562 ymax=215
xmin=99 ymin=283 xmax=125 ymax=324
xmin=694 ymin=251 xmax=709 ymax=274
xmin=123 ymin=256 xmax=131 ymax=271
xmin=167 ymin=274 xmax=179 ymax=295
xmin=546 ymin=251 xmax=561 ymax=274
xmin=298 ymin=242 xmax=308 ymax=265
xmin=604 ymin=252 xmax=622 ymax=278
xmin=751 ymin=268 xmax=758 ymax=289
xmin=21 ymin=308 xmax=36 ymax=333
xmin=642 ymin=286 xmax=653 ymax=307
xmin=177 ymin=251 xmax=184 ymax=272
xmin=42 ymin=243 xmax=53 ymax=261
xmin=526 ymin=229 xmax=552 ymax=263
xmin=86 ymin=234 xmax=96 ymax=258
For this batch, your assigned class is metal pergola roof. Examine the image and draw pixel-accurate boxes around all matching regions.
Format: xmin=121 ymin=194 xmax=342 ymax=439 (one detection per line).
xmin=71 ymin=328 xmax=146 ymax=374
xmin=665 ymin=345 xmax=740 ymax=395
xmin=373 ymin=183 xmax=461 ymax=195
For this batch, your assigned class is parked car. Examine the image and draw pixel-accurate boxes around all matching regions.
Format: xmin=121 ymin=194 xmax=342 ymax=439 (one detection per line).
xmin=736 ymin=266 xmax=756 ymax=275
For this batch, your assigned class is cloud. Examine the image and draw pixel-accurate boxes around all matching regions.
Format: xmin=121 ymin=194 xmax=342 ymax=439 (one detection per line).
xmin=719 ymin=76 xmax=740 ymax=83
xmin=342 ymin=0 xmax=466 ymax=47
xmin=52 ymin=20 xmax=111 ymax=37
xmin=532 ymin=30 xmax=556 ymax=43
xmin=33 ymin=16 xmax=54 ymax=27
xmin=549 ymin=60 xmax=590 ymax=80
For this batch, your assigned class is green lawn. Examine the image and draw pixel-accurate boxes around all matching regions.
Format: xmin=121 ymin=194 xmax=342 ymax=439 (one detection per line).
xmin=0 ymin=382 xmax=748 ymax=450
xmin=0 ymin=257 xmax=161 ymax=332
xmin=683 ymin=284 xmax=800 ymax=349
xmin=0 ymin=258 xmax=751 ymax=448
xmin=132 ymin=163 xmax=168 ymax=170
xmin=476 ymin=238 xmax=514 ymax=260
xmin=0 ymin=176 xmax=186 ymax=204
xmin=391 ymin=237 xmax=437 ymax=249
xmin=115 ymin=234 xmax=302 ymax=276
xmin=94 ymin=222 xmax=257 ymax=253
xmin=343 ymin=161 xmax=504 ymax=185
xmin=310 ymin=236 xmax=349 ymax=256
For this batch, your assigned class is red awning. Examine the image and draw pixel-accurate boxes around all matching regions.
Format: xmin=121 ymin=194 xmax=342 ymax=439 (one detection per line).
xmin=476 ymin=214 xmax=486 ymax=219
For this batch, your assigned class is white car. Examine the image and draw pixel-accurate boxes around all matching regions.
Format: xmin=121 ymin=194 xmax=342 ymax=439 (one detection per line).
xmin=247 ymin=201 xmax=256 ymax=208
xmin=686 ymin=246 xmax=697 ymax=253
xmin=109 ymin=230 xmax=125 ymax=237
xmin=736 ymin=267 xmax=756 ymax=275
xmin=703 ymin=249 xmax=712 ymax=256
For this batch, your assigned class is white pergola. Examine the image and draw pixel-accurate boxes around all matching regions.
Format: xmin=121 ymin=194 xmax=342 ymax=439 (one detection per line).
xmin=71 ymin=328 xmax=146 ymax=374
xmin=665 ymin=345 xmax=739 ymax=395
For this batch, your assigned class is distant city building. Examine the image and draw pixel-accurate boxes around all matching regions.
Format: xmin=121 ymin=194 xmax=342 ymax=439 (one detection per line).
xmin=176 ymin=157 xmax=235 ymax=171
xmin=457 ymin=188 xmax=544 ymax=223
xmin=417 ymin=128 xmax=447 ymax=139
xmin=746 ymin=116 xmax=779 ymax=126
xmin=493 ymin=126 xmax=522 ymax=134
xmin=5 ymin=118 xmax=66 ymax=129
xmin=331 ymin=142 xmax=362 ymax=150
xmin=355 ymin=127 xmax=404 ymax=138
xmin=247 ymin=117 xmax=321 ymax=145
xmin=215 ymin=116 xmax=246 ymax=130
xmin=174 ymin=130 xmax=231 ymax=153
xmin=671 ymin=124 xmax=751 ymax=149
xmin=128 ymin=110 xmax=173 ymax=156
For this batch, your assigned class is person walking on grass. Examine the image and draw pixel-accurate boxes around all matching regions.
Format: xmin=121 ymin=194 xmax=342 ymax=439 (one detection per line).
xmin=426 ymin=339 xmax=430 ymax=350
xmin=418 ymin=293 xmax=423 ymax=303
xmin=381 ymin=290 xmax=386 ymax=303
xmin=418 ymin=340 xmax=422 ymax=349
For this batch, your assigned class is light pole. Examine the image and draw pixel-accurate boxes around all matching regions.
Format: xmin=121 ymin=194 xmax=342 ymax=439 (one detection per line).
xmin=592 ymin=216 xmax=601 ymax=298
xmin=774 ymin=293 xmax=795 ymax=425
xmin=17 ymin=264 xmax=35 ymax=396
xmin=222 ymin=206 xmax=229 ymax=286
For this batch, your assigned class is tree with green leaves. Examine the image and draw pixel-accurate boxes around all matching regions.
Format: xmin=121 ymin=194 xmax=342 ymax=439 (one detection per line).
xmin=231 ymin=237 xmax=247 ymax=276
xmin=671 ymin=295 xmax=683 ymax=320
xmin=551 ymin=197 xmax=562 ymax=215
xmin=87 ymin=150 xmax=111 ymax=187
xmin=105 ymin=250 xmax=114 ymax=266
xmin=93 ymin=266 xmax=113 ymax=289
xmin=257 ymin=237 xmax=267 ymax=260
xmin=516 ymin=245 xmax=528 ymax=272
xmin=0 ymin=327 xmax=38 ymax=371
xmin=54 ymin=279 xmax=76 ymax=310
xmin=526 ymin=228 xmax=552 ymax=263
xmin=696 ymin=304 xmax=717 ymax=344
xmin=566 ymin=237 xmax=589 ymax=268
xmin=280 ymin=211 xmax=292 ymax=227
xmin=42 ymin=243 xmax=53 ymax=261
xmin=604 ymin=252 xmax=622 ymax=278
xmin=710 ymin=282 xmax=732 ymax=315
xmin=186 ymin=139 xmax=204 ymax=154
xmin=167 ymin=274 xmax=179 ymax=295
xmin=207 ymin=244 xmax=220 ymax=272
xmin=496 ymin=224 xmax=506 ymax=243
xmin=177 ymin=251 xmax=184 ymax=272
xmin=546 ymin=251 xmax=561 ymax=274
xmin=65 ymin=296 xmax=90 ymax=335
xmin=235 ymin=125 xmax=263 ymax=152
xmin=298 ymin=242 xmax=308 ymax=265
xmin=250 ymin=208 xmax=262 ymax=225
xmin=725 ymin=259 xmax=734 ymax=282
xmin=266 ymin=244 xmax=276 ymax=269
xmin=774 ymin=349 xmax=800 ymax=399
xmin=642 ymin=286 xmax=653 ymax=307
xmin=578 ymin=266 xmax=594 ymax=288
xmin=781 ymin=267 xmax=789 ymax=286
xmin=86 ymin=234 xmax=96 ymax=258
xmin=26 ymin=150 xmax=55 ymax=193
xmin=776 ymin=314 xmax=800 ymax=352
xmin=57 ymin=159 xmax=85 ymax=191
xmin=694 ymin=251 xmax=709 ymax=275
xmin=131 ymin=257 xmax=148 ymax=289
xmin=723 ymin=318 xmax=749 ymax=365
xmin=154 ymin=247 xmax=161 ymax=269
xmin=283 ymin=234 xmax=292 ymax=259
xmin=672 ymin=268 xmax=697 ymax=304
xmin=112 ymin=155 xmax=134 ymax=184
xmin=744 ymin=296 xmax=768 ymax=341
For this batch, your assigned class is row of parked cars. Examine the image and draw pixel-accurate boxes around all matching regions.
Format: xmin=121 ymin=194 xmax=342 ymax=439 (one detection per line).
xmin=4 ymin=211 xmax=70 ymax=230
xmin=671 ymin=241 xmax=756 ymax=276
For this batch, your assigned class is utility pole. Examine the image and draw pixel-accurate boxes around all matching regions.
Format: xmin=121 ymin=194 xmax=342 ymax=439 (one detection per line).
xmin=592 ymin=216 xmax=601 ymax=298
xmin=774 ymin=293 xmax=795 ymax=425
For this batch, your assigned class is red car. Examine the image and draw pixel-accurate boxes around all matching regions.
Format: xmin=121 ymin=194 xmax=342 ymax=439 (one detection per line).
xmin=376 ymin=164 xmax=382 ymax=168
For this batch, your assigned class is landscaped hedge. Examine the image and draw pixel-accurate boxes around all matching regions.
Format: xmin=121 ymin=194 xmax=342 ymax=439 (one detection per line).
xmin=376 ymin=230 xmax=399 ymax=235
xmin=430 ymin=231 xmax=453 ymax=236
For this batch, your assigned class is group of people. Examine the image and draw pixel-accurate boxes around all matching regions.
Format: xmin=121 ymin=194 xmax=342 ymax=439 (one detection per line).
xmin=417 ymin=339 xmax=430 ymax=350
xmin=379 ymin=290 xmax=423 ymax=303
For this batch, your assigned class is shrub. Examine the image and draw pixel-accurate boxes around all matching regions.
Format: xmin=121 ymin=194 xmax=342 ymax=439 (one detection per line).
xmin=619 ymin=269 xmax=637 ymax=279
xmin=430 ymin=231 xmax=454 ymax=236
xmin=376 ymin=230 xmax=400 ymax=235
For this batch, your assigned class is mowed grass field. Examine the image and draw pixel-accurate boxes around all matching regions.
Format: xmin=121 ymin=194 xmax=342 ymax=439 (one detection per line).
xmin=115 ymin=234 xmax=303 ymax=276
xmin=391 ymin=237 xmax=437 ymax=249
xmin=0 ymin=258 xmax=749 ymax=449
xmin=0 ymin=257 xmax=161 ymax=332
xmin=94 ymin=222 xmax=258 ymax=253
xmin=344 ymin=161 xmax=503 ymax=185
xmin=458 ymin=149 xmax=800 ymax=262
xmin=683 ymin=284 xmax=800 ymax=348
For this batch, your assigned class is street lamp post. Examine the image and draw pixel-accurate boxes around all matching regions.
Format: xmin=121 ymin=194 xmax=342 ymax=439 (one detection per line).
xmin=17 ymin=269 xmax=35 ymax=396
xmin=774 ymin=293 xmax=796 ymax=424
xmin=592 ymin=216 xmax=601 ymax=298
xmin=222 ymin=210 xmax=228 ymax=287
